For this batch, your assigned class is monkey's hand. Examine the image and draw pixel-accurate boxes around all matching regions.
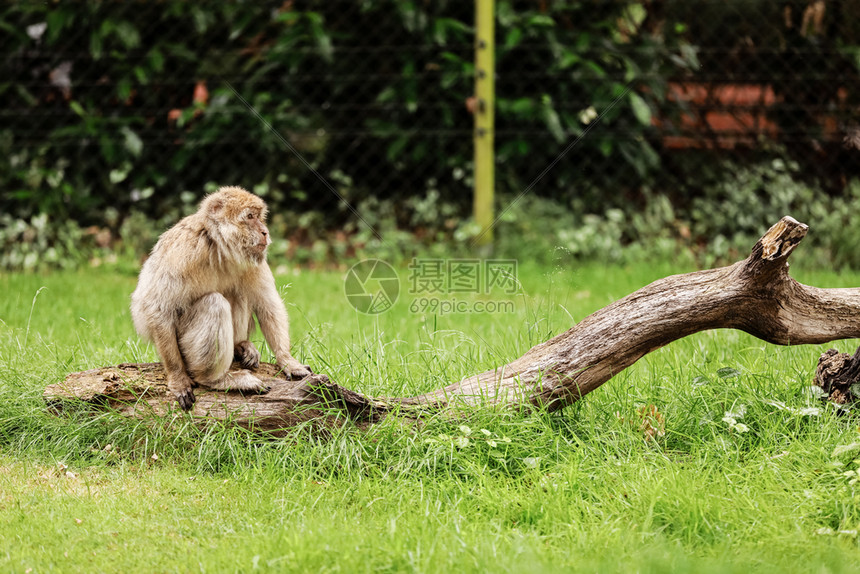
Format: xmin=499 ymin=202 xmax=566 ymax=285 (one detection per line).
xmin=234 ymin=340 xmax=261 ymax=371
xmin=167 ymin=374 xmax=197 ymax=411
xmin=281 ymin=356 xmax=312 ymax=380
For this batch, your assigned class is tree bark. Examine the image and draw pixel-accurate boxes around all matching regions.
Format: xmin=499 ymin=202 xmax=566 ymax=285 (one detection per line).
xmin=813 ymin=346 xmax=860 ymax=405
xmin=45 ymin=216 xmax=860 ymax=431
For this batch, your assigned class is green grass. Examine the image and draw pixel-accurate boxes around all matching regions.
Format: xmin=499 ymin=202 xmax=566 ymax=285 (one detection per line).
xmin=3 ymin=258 xmax=860 ymax=572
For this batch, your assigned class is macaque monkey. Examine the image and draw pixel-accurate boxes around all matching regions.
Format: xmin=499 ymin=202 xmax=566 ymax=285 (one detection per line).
xmin=131 ymin=186 xmax=311 ymax=410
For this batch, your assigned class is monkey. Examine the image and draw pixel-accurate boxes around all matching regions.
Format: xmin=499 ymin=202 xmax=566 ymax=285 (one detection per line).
xmin=130 ymin=186 xmax=312 ymax=411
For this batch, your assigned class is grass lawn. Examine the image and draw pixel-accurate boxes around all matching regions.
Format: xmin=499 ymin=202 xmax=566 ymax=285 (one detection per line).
xmin=2 ymin=258 xmax=860 ymax=572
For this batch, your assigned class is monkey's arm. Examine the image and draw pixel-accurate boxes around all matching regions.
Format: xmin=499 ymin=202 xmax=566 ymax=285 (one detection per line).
xmin=149 ymin=318 xmax=197 ymax=410
xmin=253 ymin=265 xmax=311 ymax=379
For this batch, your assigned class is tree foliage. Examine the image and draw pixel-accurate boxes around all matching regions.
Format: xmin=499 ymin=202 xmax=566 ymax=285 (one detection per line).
xmin=0 ymin=1 xmax=687 ymax=228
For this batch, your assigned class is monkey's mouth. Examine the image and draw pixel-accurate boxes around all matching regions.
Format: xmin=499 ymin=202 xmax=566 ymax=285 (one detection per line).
xmin=250 ymin=234 xmax=271 ymax=255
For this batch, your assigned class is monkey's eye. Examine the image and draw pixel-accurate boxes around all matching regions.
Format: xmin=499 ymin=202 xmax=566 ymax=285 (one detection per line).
xmin=246 ymin=212 xmax=256 ymax=220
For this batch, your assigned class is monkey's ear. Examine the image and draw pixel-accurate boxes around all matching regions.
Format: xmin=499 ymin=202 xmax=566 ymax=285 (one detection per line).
xmin=203 ymin=194 xmax=225 ymax=215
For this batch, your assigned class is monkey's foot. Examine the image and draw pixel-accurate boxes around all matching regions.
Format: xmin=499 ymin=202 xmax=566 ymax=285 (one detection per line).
xmin=173 ymin=388 xmax=197 ymax=411
xmin=167 ymin=376 xmax=198 ymax=411
xmin=234 ymin=340 xmax=261 ymax=371
xmin=205 ymin=370 xmax=270 ymax=394
xmin=283 ymin=358 xmax=312 ymax=380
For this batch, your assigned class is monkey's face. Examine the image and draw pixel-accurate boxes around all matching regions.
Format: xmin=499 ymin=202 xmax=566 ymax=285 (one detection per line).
xmin=201 ymin=188 xmax=272 ymax=266
xmin=240 ymin=209 xmax=271 ymax=263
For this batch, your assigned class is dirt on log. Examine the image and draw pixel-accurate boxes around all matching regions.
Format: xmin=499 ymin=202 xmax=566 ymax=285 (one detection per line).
xmin=45 ymin=216 xmax=860 ymax=431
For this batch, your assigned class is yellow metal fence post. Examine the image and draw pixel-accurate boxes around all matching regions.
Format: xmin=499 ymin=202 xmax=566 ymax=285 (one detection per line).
xmin=473 ymin=0 xmax=495 ymax=247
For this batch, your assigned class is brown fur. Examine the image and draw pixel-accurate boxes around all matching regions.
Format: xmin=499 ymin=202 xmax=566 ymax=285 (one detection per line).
xmin=130 ymin=186 xmax=311 ymax=410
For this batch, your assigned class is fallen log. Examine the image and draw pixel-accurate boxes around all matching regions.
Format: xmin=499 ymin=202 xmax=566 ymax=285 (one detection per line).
xmin=45 ymin=216 xmax=860 ymax=430
xmin=44 ymin=362 xmax=385 ymax=432
xmin=408 ymin=215 xmax=860 ymax=410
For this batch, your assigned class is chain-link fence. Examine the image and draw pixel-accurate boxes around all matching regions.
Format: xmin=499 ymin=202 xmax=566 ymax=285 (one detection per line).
xmin=2 ymin=1 xmax=860 ymax=263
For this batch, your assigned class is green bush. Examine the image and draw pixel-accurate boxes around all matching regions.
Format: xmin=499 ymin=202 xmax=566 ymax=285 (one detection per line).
xmin=0 ymin=213 xmax=104 ymax=271
xmin=0 ymin=1 xmax=684 ymax=229
xmin=491 ymin=158 xmax=860 ymax=271
xmin=4 ymin=2 xmax=860 ymax=271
